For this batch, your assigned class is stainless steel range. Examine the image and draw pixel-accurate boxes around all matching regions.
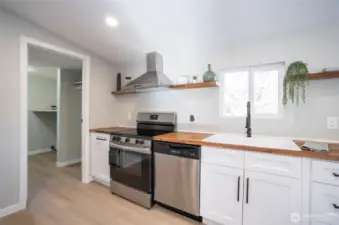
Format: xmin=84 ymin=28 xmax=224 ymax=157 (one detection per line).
xmin=109 ymin=112 xmax=176 ymax=208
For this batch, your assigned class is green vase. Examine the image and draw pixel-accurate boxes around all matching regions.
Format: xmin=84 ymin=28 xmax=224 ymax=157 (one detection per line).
xmin=203 ymin=64 xmax=217 ymax=82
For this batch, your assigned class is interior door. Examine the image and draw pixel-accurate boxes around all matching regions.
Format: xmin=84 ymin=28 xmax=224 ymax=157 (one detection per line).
xmin=243 ymin=170 xmax=302 ymax=225
xmin=200 ymin=163 xmax=244 ymax=225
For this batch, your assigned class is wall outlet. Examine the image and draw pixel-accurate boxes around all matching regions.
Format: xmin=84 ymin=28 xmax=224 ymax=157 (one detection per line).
xmin=327 ymin=117 xmax=338 ymax=129
xmin=190 ymin=114 xmax=196 ymax=122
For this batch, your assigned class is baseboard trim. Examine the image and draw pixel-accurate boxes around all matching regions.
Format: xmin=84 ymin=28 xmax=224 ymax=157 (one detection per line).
xmin=28 ymin=148 xmax=51 ymax=156
xmin=56 ymin=158 xmax=81 ymax=168
xmin=0 ymin=203 xmax=24 ymax=219
xmin=92 ymin=175 xmax=110 ymax=187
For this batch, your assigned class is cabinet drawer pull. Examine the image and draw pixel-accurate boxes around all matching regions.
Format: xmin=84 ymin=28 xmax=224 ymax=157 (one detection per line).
xmin=96 ymin=137 xmax=107 ymax=141
xmin=334 ymin=204 xmax=339 ymax=209
xmin=333 ymin=173 xmax=339 ymax=177
xmin=246 ymin=178 xmax=250 ymax=204
xmin=237 ymin=176 xmax=240 ymax=202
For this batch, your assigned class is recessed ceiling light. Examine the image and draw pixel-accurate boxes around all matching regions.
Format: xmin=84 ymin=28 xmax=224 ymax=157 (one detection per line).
xmin=105 ymin=16 xmax=119 ymax=27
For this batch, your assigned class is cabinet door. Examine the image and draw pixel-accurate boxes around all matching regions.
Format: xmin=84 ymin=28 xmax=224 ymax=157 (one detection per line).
xmin=200 ymin=163 xmax=243 ymax=225
xmin=243 ymin=171 xmax=302 ymax=225
xmin=90 ymin=133 xmax=110 ymax=184
xmin=311 ymin=182 xmax=339 ymax=225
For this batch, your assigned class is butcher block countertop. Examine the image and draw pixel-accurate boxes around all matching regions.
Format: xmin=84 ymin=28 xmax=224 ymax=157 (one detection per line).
xmin=90 ymin=127 xmax=339 ymax=161
xmin=153 ymin=132 xmax=339 ymax=162
xmin=89 ymin=127 xmax=133 ymax=134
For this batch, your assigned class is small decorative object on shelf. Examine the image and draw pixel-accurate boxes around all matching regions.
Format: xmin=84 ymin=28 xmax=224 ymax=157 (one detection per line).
xmin=203 ymin=64 xmax=217 ymax=82
xmin=282 ymin=61 xmax=309 ymax=106
xmin=176 ymin=75 xmax=190 ymax=84
xmin=192 ymin=76 xmax=198 ymax=83
xmin=116 ymin=73 xmax=122 ymax=91
xmin=124 ymin=76 xmax=132 ymax=88
xmin=321 ymin=66 xmax=339 ymax=72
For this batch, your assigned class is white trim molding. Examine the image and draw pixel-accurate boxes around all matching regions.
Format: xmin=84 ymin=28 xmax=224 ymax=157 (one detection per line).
xmin=56 ymin=158 xmax=81 ymax=168
xmin=92 ymin=175 xmax=110 ymax=187
xmin=19 ymin=36 xmax=91 ymax=218
xmin=0 ymin=204 xmax=23 ymax=219
xmin=28 ymin=148 xmax=52 ymax=156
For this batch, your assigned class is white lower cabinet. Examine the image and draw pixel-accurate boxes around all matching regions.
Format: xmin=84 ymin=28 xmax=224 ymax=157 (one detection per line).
xmin=90 ymin=133 xmax=110 ymax=185
xmin=201 ymin=163 xmax=244 ymax=225
xmin=201 ymin=147 xmax=302 ymax=225
xmin=311 ymin=182 xmax=339 ymax=225
xmin=243 ymin=171 xmax=302 ymax=225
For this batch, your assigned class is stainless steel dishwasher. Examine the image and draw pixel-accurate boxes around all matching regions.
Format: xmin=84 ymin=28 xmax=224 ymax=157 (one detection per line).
xmin=153 ymin=141 xmax=201 ymax=217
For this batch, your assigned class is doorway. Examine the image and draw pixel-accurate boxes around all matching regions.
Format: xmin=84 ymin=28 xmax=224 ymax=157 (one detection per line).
xmin=56 ymin=68 xmax=83 ymax=167
xmin=20 ymin=37 xmax=91 ymax=210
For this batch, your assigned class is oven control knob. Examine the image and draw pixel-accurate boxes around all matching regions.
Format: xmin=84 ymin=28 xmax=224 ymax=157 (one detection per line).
xmin=112 ymin=136 xmax=117 ymax=141
xmin=135 ymin=140 xmax=140 ymax=144
xmin=125 ymin=138 xmax=130 ymax=143
xmin=139 ymin=140 xmax=145 ymax=145
xmin=116 ymin=136 xmax=121 ymax=142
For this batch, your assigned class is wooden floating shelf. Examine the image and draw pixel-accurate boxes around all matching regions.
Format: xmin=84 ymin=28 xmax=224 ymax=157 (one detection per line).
xmin=308 ymin=71 xmax=339 ymax=80
xmin=111 ymin=81 xmax=219 ymax=95
xmin=111 ymin=71 xmax=339 ymax=95
xmin=111 ymin=90 xmax=136 ymax=95
xmin=171 ymin=81 xmax=219 ymax=89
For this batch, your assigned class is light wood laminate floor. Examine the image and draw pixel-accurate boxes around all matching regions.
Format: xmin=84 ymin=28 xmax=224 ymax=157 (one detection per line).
xmin=1 ymin=152 xmax=199 ymax=225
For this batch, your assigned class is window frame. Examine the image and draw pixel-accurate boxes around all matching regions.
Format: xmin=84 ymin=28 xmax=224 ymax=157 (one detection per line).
xmin=220 ymin=62 xmax=285 ymax=119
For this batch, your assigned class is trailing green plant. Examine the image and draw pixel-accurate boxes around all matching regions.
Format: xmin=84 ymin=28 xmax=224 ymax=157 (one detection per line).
xmin=282 ymin=61 xmax=309 ymax=105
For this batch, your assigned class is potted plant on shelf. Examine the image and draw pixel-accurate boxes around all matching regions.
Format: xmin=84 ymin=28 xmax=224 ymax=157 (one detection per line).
xmin=282 ymin=61 xmax=309 ymax=106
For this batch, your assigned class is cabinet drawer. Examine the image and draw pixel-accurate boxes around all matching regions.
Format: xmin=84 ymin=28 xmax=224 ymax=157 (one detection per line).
xmin=92 ymin=132 xmax=110 ymax=141
xmin=245 ymin=152 xmax=302 ymax=178
xmin=312 ymin=160 xmax=339 ymax=186
xmin=201 ymin=147 xmax=244 ymax=169
xmin=311 ymin=182 xmax=339 ymax=224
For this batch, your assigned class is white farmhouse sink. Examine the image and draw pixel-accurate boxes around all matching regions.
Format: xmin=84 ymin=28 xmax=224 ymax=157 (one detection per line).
xmin=203 ymin=134 xmax=301 ymax=151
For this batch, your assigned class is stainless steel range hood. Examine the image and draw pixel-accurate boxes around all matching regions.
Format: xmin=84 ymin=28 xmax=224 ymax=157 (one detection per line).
xmin=123 ymin=52 xmax=173 ymax=91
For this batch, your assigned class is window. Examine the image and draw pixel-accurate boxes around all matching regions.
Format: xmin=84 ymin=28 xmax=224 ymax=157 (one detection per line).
xmin=221 ymin=63 xmax=284 ymax=118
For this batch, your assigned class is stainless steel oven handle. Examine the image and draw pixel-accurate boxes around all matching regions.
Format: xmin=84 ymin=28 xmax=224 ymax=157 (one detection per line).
xmin=109 ymin=142 xmax=151 ymax=155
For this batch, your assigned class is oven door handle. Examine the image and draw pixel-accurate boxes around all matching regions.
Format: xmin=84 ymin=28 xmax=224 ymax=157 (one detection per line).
xmin=109 ymin=142 xmax=151 ymax=155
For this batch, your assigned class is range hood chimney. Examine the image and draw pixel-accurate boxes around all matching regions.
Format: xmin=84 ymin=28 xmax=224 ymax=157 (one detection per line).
xmin=123 ymin=52 xmax=173 ymax=91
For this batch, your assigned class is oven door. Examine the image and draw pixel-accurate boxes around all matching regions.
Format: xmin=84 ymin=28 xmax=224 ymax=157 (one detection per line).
xmin=109 ymin=142 xmax=151 ymax=193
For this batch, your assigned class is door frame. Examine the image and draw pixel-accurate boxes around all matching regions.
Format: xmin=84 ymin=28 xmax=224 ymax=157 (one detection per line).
xmin=19 ymin=36 xmax=92 ymax=210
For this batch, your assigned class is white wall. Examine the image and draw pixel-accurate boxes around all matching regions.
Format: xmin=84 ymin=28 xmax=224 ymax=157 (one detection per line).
xmin=57 ymin=69 xmax=82 ymax=164
xmin=28 ymin=73 xmax=57 ymax=152
xmin=0 ymin=9 xmax=119 ymax=210
xmin=115 ymin=25 xmax=339 ymax=141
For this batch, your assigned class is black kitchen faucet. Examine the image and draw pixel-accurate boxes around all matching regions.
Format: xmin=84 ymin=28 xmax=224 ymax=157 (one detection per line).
xmin=245 ymin=101 xmax=252 ymax=138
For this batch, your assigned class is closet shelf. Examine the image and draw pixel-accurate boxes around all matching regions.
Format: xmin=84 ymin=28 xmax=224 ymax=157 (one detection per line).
xmin=32 ymin=109 xmax=57 ymax=113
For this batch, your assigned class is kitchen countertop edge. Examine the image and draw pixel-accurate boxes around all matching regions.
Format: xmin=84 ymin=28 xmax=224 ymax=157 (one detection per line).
xmin=153 ymin=132 xmax=339 ymax=162
xmin=89 ymin=127 xmax=133 ymax=134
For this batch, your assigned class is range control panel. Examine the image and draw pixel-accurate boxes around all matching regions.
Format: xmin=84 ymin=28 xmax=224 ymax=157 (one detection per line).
xmin=110 ymin=135 xmax=151 ymax=148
